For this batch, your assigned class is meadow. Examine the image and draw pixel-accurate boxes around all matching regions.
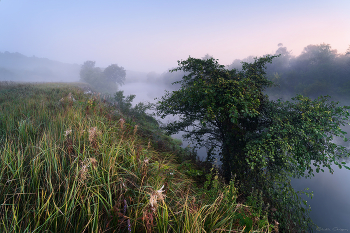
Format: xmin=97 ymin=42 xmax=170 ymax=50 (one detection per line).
xmin=0 ymin=82 xmax=276 ymax=232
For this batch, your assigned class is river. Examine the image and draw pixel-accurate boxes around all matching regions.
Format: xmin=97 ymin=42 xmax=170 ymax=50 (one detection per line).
xmin=120 ymin=81 xmax=350 ymax=232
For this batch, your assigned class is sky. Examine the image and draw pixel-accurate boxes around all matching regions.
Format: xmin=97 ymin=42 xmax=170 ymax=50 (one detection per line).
xmin=0 ymin=0 xmax=349 ymax=73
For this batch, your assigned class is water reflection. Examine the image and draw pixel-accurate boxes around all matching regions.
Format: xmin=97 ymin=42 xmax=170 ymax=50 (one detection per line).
xmin=291 ymin=163 xmax=350 ymax=232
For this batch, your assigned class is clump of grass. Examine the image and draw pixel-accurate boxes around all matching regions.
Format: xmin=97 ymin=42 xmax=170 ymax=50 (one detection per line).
xmin=0 ymin=81 xmax=276 ymax=232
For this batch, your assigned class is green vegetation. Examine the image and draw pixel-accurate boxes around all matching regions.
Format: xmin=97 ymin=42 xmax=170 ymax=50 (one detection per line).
xmin=80 ymin=61 xmax=126 ymax=94
xmin=227 ymin=43 xmax=350 ymax=101
xmin=0 ymin=81 xmax=277 ymax=232
xmin=156 ymin=56 xmax=350 ymax=232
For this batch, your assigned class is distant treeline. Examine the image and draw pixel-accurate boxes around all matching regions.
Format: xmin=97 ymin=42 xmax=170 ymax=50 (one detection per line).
xmin=2 ymin=43 xmax=350 ymax=100
xmin=154 ymin=43 xmax=350 ymax=101
xmin=229 ymin=43 xmax=350 ymax=101
xmin=0 ymin=51 xmax=80 ymax=82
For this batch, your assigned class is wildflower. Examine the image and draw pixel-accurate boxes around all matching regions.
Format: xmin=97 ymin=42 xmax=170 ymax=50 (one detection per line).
xmin=127 ymin=219 xmax=131 ymax=232
xmin=88 ymin=99 xmax=94 ymax=106
xmin=143 ymin=158 xmax=149 ymax=165
xmin=123 ymin=199 xmax=128 ymax=215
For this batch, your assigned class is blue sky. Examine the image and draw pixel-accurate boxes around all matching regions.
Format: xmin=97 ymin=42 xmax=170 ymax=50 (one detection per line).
xmin=0 ymin=0 xmax=349 ymax=73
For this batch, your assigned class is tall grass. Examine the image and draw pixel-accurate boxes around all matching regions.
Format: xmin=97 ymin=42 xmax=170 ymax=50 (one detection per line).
xmin=0 ymin=82 xmax=276 ymax=232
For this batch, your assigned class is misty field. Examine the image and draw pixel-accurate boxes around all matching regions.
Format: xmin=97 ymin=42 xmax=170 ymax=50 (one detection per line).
xmin=0 ymin=82 xmax=275 ymax=232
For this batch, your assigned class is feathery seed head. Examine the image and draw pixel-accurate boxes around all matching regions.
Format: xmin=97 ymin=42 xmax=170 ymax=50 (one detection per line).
xmin=89 ymin=157 xmax=98 ymax=169
xmin=149 ymin=185 xmax=166 ymax=212
xmin=119 ymin=118 xmax=125 ymax=130
xmin=133 ymin=125 xmax=138 ymax=135
xmin=64 ymin=129 xmax=72 ymax=137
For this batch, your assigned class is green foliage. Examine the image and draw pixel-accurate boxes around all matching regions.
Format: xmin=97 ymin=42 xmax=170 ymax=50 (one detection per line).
xmin=114 ymin=90 xmax=158 ymax=128
xmin=228 ymin=43 xmax=350 ymax=101
xmin=246 ymin=95 xmax=350 ymax=179
xmin=80 ymin=61 xmax=126 ymax=94
xmin=114 ymin=90 xmax=135 ymax=112
xmin=0 ymin=82 xmax=276 ymax=232
xmin=203 ymin=166 xmax=223 ymax=202
xmin=103 ymin=64 xmax=126 ymax=85
xmin=180 ymin=162 xmax=204 ymax=177
xmin=156 ymin=55 xmax=350 ymax=231
xmin=156 ymin=55 xmax=277 ymax=182
xmin=262 ymin=43 xmax=350 ymax=99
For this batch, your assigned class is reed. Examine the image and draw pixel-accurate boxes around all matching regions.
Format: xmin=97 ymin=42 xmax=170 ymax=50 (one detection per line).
xmin=0 ymin=82 xmax=275 ymax=232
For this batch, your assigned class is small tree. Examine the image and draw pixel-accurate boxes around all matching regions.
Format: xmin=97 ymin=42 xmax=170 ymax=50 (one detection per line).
xmin=80 ymin=61 xmax=125 ymax=93
xmin=156 ymin=55 xmax=350 ymax=231
xmin=103 ymin=64 xmax=126 ymax=85
xmin=80 ymin=61 xmax=101 ymax=84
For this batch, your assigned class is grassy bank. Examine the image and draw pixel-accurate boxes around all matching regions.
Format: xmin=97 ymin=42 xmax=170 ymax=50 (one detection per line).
xmin=0 ymin=81 xmax=276 ymax=232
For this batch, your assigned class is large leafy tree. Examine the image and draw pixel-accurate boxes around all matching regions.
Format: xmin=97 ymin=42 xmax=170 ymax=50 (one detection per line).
xmin=156 ymin=56 xmax=350 ymax=231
